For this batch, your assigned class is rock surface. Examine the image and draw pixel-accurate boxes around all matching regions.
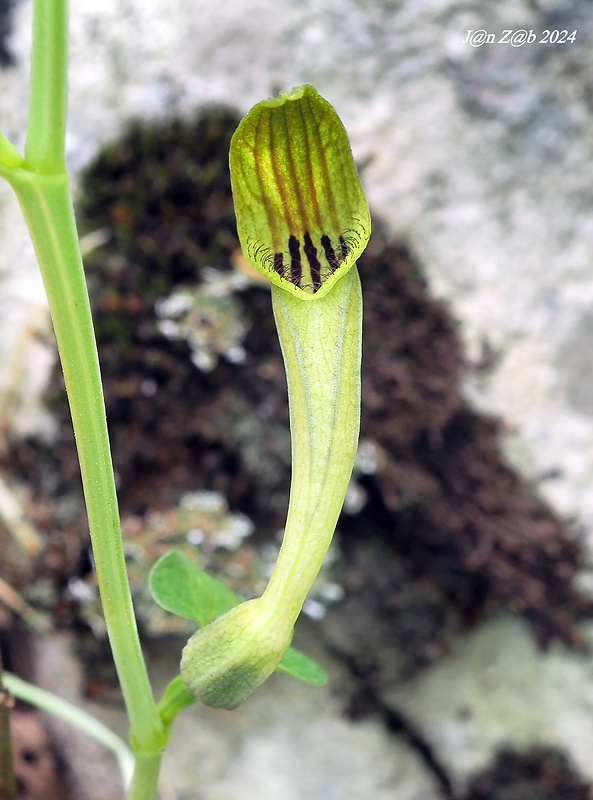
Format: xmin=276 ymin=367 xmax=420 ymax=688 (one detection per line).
xmin=386 ymin=615 xmax=593 ymax=795
xmin=2 ymin=1 xmax=593 ymax=798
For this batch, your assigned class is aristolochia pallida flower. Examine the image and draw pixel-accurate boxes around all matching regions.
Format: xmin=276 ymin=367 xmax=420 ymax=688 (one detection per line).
xmin=181 ymin=85 xmax=371 ymax=709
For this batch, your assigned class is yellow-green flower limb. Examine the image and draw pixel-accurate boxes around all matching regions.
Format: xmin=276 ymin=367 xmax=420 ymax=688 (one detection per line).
xmin=230 ymin=84 xmax=370 ymax=299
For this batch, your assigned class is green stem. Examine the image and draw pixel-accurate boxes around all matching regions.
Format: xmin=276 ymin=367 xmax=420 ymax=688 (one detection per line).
xmin=25 ymin=0 xmax=68 ymax=173
xmin=0 ymin=1 xmax=166 ymax=796
xmin=128 ymin=754 xmax=163 ymax=800
xmin=9 ymin=168 xmax=165 ymax=765
xmin=157 ymin=676 xmax=196 ymax=731
xmin=0 ymin=656 xmax=16 ymax=800
xmin=4 ymin=672 xmax=134 ymax=788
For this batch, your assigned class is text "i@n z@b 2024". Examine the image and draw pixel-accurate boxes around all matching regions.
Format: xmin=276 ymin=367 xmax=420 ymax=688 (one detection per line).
xmin=464 ymin=29 xmax=577 ymax=47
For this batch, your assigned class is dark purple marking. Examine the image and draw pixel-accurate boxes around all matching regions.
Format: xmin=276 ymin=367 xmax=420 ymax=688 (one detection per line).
xmin=288 ymin=235 xmax=302 ymax=286
xmin=321 ymin=234 xmax=339 ymax=272
xmin=274 ymin=252 xmax=284 ymax=276
xmin=339 ymin=236 xmax=349 ymax=262
xmin=303 ymin=231 xmax=322 ymax=291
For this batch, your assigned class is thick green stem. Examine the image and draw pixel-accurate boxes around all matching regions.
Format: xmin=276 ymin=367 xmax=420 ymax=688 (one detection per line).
xmin=0 ymin=1 xmax=166 ymax=795
xmin=9 ymin=171 xmax=164 ymax=761
xmin=25 ymin=0 xmax=68 ymax=173
xmin=128 ymin=753 xmax=163 ymax=800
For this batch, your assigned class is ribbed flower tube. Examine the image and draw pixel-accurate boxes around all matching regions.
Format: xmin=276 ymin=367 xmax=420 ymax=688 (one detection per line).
xmin=180 ymin=85 xmax=370 ymax=709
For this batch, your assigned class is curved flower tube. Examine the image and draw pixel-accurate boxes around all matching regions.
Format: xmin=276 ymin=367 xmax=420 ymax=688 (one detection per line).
xmin=181 ymin=85 xmax=370 ymax=709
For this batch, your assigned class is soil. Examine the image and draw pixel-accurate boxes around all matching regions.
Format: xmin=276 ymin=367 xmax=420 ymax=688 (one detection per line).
xmin=1 ymin=106 xmax=592 ymax=796
xmin=465 ymin=747 xmax=591 ymax=800
xmin=0 ymin=0 xmax=17 ymax=67
xmin=8 ymin=707 xmax=70 ymax=800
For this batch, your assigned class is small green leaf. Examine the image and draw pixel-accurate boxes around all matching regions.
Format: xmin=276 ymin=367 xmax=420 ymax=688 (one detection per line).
xmin=230 ymin=84 xmax=370 ymax=299
xmin=149 ymin=549 xmax=238 ymax=626
xmin=276 ymin=646 xmax=327 ymax=687
xmin=149 ymin=550 xmax=328 ymax=687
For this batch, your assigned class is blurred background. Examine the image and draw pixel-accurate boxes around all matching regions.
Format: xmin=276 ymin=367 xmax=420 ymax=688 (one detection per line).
xmin=1 ymin=1 xmax=593 ymax=798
